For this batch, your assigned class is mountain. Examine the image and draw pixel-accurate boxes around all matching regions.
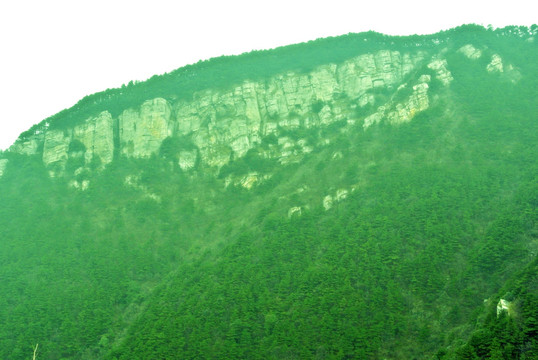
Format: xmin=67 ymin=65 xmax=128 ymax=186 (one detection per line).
xmin=0 ymin=24 xmax=536 ymax=359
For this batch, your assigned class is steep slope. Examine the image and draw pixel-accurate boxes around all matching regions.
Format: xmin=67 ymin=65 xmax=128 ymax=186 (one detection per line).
xmin=10 ymin=48 xmax=431 ymax=177
xmin=450 ymin=257 xmax=537 ymax=359
xmin=0 ymin=25 xmax=536 ymax=359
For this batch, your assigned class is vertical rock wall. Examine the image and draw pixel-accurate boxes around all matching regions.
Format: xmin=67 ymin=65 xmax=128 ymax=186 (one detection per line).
xmin=73 ymin=111 xmax=115 ymax=165
xmin=13 ymin=48 xmax=444 ymax=175
xmin=120 ymin=98 xmax=173 ymax=158
xmin=42 ymin=111 xmax=115 ymax=175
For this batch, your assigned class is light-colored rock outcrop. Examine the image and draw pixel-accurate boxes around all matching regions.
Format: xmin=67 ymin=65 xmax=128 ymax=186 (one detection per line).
xmin=497 ymin=298 xmax=511 ymax=316
xmin=335 ymin=189 xmax=349 ymax=201
xmin=288 ymin=206 xmax=302 ymax=218
xmin=9 ymin=135 xmax=43 ymax=155
xmin=42 ymin=111 xmax=115 ymax=176
xmin=11 ymin=48 xmax=437 ymax=175
xmin=387 ymin=83 xmax=429 ymax=125
xmin=73 ymin=111 xmax=114 ymax=166
xmin=240 ymin=172 xmax=260 ymax=189
xmin=419 ymin=74 xmax=431 ymax=83
xmin=69 ymin=179 xmax=90 ymax=191
xmin=487 ymin=54 xmax=504 ymax=73
xmin=42 ymin=129 xmax=70 ymax=176
xmin=178 ymin=149 xmax=198 ymax=170
xmin=0 ymin=159 xmax=8 ymax=177
xmin=225 ymin=172 xmax=271 ymax=189
xmin=175 ymin=84 xmax=261 ymax=165
xmin=323 ymin=187 xmax=355 ymax=210
xmin=363 ymin=76 xmax=430 ymax=129
xmin=120 ymin=98 xmax=172 ymax=158
xmin=458 ymin=44 xmax=482 ymax=59
xmin=363 ymin=109 xmax=385 ymax=128
xmin=427 ymin=59 xmax=453 ymax=85
xmin=323 ymin=195 xmax=333 ymax=210
xmin=169 ymin=49 xmax=427 ymax=168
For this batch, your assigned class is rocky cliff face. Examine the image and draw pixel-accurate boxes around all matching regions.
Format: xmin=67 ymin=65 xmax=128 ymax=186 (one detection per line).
xmin=120 ymin=98 xmax=173 ymax=158
xmin=8 ymin=44 xmax=510 ymax=179
xmin=170 ymin=49 xmax=430 ymax=169
xmin=41 ymin=111 xmax=115 ymax=176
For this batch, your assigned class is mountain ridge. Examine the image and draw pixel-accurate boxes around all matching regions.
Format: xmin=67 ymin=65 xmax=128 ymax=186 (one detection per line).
xmin=5 ymin=24 xmax=532 ymax=184
xmin=0 ymin=25 xmax=536 ymax=359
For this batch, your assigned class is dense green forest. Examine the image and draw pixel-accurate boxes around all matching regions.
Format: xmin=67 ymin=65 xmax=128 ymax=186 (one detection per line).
xmin=0 ymin=25 xmax=537 ymax=359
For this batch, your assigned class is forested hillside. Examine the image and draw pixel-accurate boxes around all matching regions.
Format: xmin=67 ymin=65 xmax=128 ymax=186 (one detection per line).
xmin=0 ymin=25 xmax=536 ymax=359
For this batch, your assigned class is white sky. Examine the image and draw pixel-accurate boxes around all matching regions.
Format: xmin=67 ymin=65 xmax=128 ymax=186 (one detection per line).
xmin=0 ymin=0 xmax=534 ymax=150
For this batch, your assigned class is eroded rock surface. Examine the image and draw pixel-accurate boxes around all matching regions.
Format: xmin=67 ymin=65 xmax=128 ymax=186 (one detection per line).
xmin=487 ymin=54 xmax=504 ymax=73
xmin=10 ymin=48 xmax=455 ymax=176
xmin=458 ymin=44 xmax=482 ymax=59
xmin=120 ymin=98 xmax=172 ymax=158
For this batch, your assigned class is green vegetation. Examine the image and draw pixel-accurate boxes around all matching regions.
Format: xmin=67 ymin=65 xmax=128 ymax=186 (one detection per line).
xmin=16 ymin=24 xmax=536 ymax=138
xmin=0 ymin=25 xmax=536 ymax=359
xmin=451 ymin=258 xmax=537 ymax=359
